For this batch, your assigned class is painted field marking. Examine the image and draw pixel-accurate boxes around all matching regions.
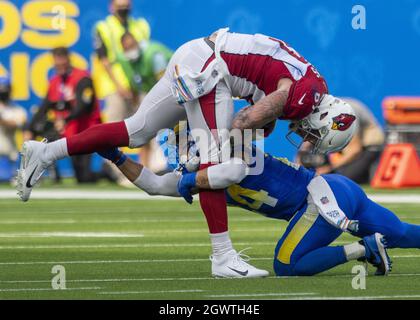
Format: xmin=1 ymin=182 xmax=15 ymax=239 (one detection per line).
xmin=98 ymin=289 xmax=204 ymax=295
xmin=0 ymin=253 xmax=418 ymax=267
xmin=0 ymin=242 xmax=275 ymax=250
xmin=287 ymin=294 xmax=420 ymax=300
xmin=206 ymin=292 xmax=317 ymax=298
xmin=0 ymin=257 xmax=272 ymax=266
xmin=0 ymin=287 xmax=101 ymax=292
xmin=1 ymin=272 xmax=420 ymax=285
xmin=0 ymin=232 xmax=144 ymax=238
xmin=1 ymin=190 xmax=420 ymax=203
xmin=0 ymin=217 xmax=269 ymax=225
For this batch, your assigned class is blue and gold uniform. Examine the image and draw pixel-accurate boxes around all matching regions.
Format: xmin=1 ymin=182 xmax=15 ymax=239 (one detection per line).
xmin=226 ymin=153 xmax=315 ymax=220
xmin=226 ymin=152 xmax=420 ymax=276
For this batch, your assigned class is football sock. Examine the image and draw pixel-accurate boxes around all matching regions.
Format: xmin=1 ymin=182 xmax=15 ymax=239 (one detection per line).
xmin=44 ymin=138 xmax=69 ymax=163
xmin=66 ymin=121 xmax=129 ymax=156
xmin=198 ymin=161 xmax=230 ymax=235
xmin=343 ymin=242 xmax=366 ymax=260
xmin=210 ymin=231 xmax=233 ymax=256
xmin=293 ymin=246 xmax=348 ymax=276
xmin=199 ymin=189 xmax=229 ymax=233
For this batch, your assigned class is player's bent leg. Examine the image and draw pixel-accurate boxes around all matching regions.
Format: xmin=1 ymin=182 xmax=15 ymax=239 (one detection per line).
xmin=17 ymin=121 xmax=130 ymax=201
xmin=395 ymin=223 xmax=420 ymax=248
xmin=273 ymin=203 xmax=345 ymax=276
xmin=17 ymin=76 xmax=185 ymax=202
xmin=273 ymin=201 xmax=391 ymax=276
xmin=125 ymin=77 xmax=186 ymax=148
xmin=186 ymin=81 xmax=268 ymax=278
xmin=354 ymin=193 xmax=420 ymax=249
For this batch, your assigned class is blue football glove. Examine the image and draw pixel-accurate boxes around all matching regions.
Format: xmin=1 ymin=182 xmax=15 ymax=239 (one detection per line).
xmin=97 ymin=147 xmax=127 ymax=166
xmin=177 ymin=172 xmax=197 ymax=204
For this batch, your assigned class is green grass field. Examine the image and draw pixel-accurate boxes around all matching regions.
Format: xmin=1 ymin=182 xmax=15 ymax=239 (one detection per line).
xmin=0 ymin=188 xmax=420 ymax=300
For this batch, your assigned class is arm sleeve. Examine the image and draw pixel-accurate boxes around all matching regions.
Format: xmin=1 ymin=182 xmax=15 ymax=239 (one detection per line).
xmin=94 ymin=30 xmax=108 ymax=59
xmin=65 ymin=77 xmax=95 ymax=122
xmin=207 ymin=158 xmax=248 ymax=189
xmin=133 ymin=167 xmax=181 ymax=197
xmin=307 ymin=175 xmax=349 ymax=230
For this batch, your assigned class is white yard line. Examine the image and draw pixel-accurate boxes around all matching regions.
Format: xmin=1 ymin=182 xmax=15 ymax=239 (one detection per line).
xmin=0 ymin=257 xmax=271 ymax=266
xmin=206 ymin=292 xmax=317 ymax=298
xmin=1 ymin=189 xmax=420 ymax=203
xmin=0 ymin=217 xmax=269 ymax=224
xmin=0 ymin=190 xmax=179 ymax=200
xmin=0 ymin=229 xmax=281 ymax=236
xmin=0 ymin=287 xmax=101 ymax=292
xmin=287 ymin=294 xmax=420 ymax=300
xmin=1 ymin=272 xmax=420 ymax=285
xmin=368 ymin=194 xmax=420 ymax=203
xmin=0 ymin=232 xmax=144 ymax=238
xmin=99 ymin=289 xmax=204 ymax=295
xmin=0 ymin=254 xmax=417 ymax=267
xmin=0 ymin=241 xmax=275 ymax=250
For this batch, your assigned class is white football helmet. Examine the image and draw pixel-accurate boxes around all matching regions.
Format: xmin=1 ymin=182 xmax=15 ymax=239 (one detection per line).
xmin=287 ymin=94 xmax=357 ymax=154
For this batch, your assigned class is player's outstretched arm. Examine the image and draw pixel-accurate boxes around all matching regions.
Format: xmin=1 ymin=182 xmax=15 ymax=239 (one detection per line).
xmin=231 ymin=79 xmax=292 ymax=131
xmin=177 ymin=158 xmax=247 ymax=203
xmin=98 ymin=148 xmax=181 ymax=197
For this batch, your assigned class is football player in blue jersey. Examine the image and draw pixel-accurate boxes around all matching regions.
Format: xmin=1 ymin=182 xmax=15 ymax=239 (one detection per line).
xmin=98 ymin=137 xmax=420 ymax=277
xmin=97 ymin=102 xmax=420 ymax=277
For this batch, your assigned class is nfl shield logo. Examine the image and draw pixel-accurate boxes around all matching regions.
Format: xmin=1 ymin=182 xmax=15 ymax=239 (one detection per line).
xmin=320 ymin=196 xmax=329 ymax=205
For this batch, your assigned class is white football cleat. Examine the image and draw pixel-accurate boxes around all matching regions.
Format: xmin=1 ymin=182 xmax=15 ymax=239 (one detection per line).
xmin=16 ymin=140 xmax=51 ymax=202
xmin=210 ymin=249 xmax=269 ymax=278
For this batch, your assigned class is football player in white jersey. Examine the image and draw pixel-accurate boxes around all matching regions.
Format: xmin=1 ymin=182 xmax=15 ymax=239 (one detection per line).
xmin=18 ymin=28 xmax=351 ymax=278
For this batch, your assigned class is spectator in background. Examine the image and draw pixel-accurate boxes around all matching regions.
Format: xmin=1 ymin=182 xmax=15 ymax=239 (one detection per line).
xmin=94 ymin=0 xmax=150 ymax=123
xmin=0 ymin=76 xmax=27 ymax=183
xmin=298 ymin=98 xmax=385 ymax=184
xmin=120 ymin=32 xmax=172 ymax=171
xmin=26 ymin=47 xmax=104 ymax=184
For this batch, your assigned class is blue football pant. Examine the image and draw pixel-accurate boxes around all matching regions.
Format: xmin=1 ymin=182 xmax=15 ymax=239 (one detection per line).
xmin=273 ymin=174 xmax=420 ymax=276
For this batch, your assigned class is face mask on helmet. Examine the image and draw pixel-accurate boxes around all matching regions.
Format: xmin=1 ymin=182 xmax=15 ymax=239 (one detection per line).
xmin=286 ymin=95 xmax=357 ymax=154
xmin=286 ymin=120 xmax=322 ymax=150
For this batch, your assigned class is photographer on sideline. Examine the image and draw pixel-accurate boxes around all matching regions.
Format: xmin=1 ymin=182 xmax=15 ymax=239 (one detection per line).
xmin=0 ymin=76 xmax=27 ymax=183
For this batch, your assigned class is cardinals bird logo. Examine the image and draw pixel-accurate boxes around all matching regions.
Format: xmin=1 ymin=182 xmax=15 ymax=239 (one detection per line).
xmin=331 ymin=114 xmax=356 ymax=131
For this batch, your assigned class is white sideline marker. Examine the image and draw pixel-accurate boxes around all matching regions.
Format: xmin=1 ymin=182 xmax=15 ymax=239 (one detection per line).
xmin=1 ymin=189 xmax=420 ymax=203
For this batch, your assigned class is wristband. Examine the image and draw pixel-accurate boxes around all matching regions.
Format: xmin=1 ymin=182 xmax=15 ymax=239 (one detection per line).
xmin=114 ymin=152 xmax=128 ymax=166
